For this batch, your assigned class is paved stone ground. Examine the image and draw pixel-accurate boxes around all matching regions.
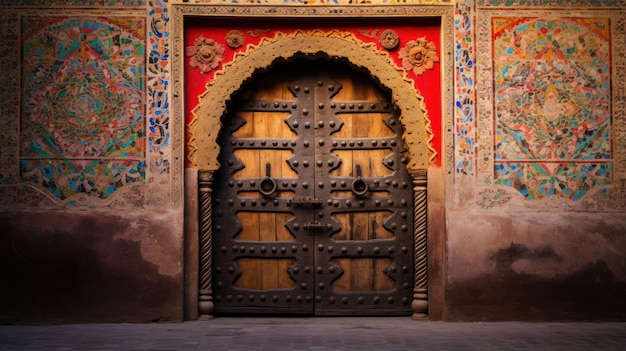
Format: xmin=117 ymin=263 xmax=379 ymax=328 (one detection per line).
xmin=1 ymin=317 xmax=625 ymax=351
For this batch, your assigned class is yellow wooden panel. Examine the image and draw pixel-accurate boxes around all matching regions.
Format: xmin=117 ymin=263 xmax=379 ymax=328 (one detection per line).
xmin=331 ymin=69 xmax=387 ymax=101
xmin=232 ymin=112 xmax=296 ymax=139
xmin=234 ymin=258 xmax=261 ymax=290
xmin=331 ymin=258 xmax=395 ymax=292
xmin=276 ymin=212 xmax=294 ymax=242
xmin=333 ymin=113 xmax=394 ymax=139
xmin=238 ymin=190 xmax=295 ymax=198
xmin=331 ymin=212 xmax=394 ymax=241
xmin=233 ymin=149 xmax=297 ymax=179
xmin=233 ymin=258 xmax=296 ymax=290
xmin=235 ymin=212 xmax=295 ymax=242
xmin=236 ymin=212 xmax=259 ymax=241
xmin=331 ymin=190 xmax=389 ymax=198
xmin=331 ymin=150 xmax=393 ymax=178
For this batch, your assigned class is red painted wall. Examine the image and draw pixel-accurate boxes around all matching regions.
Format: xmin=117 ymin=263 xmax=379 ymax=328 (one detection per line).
xmin=184 ymin=17 xmax=442 ymax=166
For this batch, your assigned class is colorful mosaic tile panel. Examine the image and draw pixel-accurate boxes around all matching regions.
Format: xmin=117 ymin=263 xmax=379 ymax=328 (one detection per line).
xmin=20 ymin=16 xmax=146 ymax=202
xmin=495 ymin=162 xmax=610 ymax=201
xmin=454 ymin=0 xmax=475 ymax=178
xmin=491 ymin=17 xmax=612 ymax=200
xmin=147 ymin=0 xmax=171 ymax=177
xmin=21 ymin=159 xmax=146 ymax=203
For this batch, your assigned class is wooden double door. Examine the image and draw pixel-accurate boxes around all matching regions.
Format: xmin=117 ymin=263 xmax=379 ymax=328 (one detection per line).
xmin=212 ymin=60 xmax=414 ymax=315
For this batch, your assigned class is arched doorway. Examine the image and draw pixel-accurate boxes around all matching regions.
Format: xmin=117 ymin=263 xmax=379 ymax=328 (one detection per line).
xmin=211 ymin=58 xmax=416 ymax=315
xmin=189 ymin=33 xmax=432 ymax=319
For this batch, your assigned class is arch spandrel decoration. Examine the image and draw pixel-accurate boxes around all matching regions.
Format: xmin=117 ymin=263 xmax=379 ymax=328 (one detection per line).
xmin=188 ymin=30 xmax=436 ymax=174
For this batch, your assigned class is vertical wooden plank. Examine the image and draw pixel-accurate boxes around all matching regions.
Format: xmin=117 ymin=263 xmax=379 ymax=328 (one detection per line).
xmin=331 ymin=258 xmax=346 ymax=292
xmin=259 ymin=149 xmax=280 ymax=290
xmin=265 ymin=73 xmax=286 ymax=290
xmin=232 ymin=107 xmax=261 ymax=301
xmin=277 ymin=73 xmax=296 ymax=290
xmin=237 ymin=212 xmax=260 ymax=241
xmin=331 ymin=148 xmax=352 ymax=258
xmin=332 ymin=63 xmax=353 ymax=248
xmin=235 ymin=212 xmax=259 ymax=290
xmin=259 ymin=211 xmax=279 ymax=290
xmin=351 ymin=74 xmax=375 ymax=293
xmin=366 ymin=85 xmax=387 ymax=293
xmin=333 ymin=68 xmax=356 ymax=247
xmin=235 ymin=258 xmax=261 ymax=290
xmin=351 ymin=212 xmax=371 ymax=291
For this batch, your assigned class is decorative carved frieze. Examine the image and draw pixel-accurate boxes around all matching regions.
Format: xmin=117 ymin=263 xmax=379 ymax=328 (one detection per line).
xmin=188 ymin=30 xmax=435 ymax=172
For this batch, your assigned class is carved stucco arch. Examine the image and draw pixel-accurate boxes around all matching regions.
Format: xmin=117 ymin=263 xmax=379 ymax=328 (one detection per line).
xmin=189 ymin=30 xmax=436 ymax=174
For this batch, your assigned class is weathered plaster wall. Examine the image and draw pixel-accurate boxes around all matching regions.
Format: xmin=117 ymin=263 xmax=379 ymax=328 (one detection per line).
xmin=446 ymin=211 xmax=626 ymax=321
xmin=0 ymin=210 xmax=184 ymax=324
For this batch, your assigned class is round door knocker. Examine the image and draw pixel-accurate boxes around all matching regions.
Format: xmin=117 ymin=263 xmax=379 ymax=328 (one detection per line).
xmin=351 ymin=178 xmax=369 ymax=197
xmin=259 ymin=162 xmax=277 ymax=197
xmin=351 ymin=164 xmax=369 ymax=197
xmin=259 ymin=177 xmax=277 ymax=197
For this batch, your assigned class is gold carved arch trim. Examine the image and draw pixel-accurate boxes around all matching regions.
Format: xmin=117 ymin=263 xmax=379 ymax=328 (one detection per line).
xmin=188 ymin=30 xmax=436 ymax=173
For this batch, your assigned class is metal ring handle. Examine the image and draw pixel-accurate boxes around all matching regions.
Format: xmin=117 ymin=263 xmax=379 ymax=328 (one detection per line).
xmin=259 ymin=162 xmax=277 ymax=197
xmin=259 ymin=177 xmax=277 ymax=197
xmin=351 ymin=164 xmax=368 ymax=197
xmin=351 ymin=178 xmax=369 ymax=197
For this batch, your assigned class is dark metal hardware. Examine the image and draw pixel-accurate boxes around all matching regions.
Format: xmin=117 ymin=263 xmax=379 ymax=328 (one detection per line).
xmin=351 ymin=164 xmax=369 ymax=197
xmin=303 ymin=221 xmax=332 ymax=232
xmin=259 ymin=162 xmax=277 ymax=197
xmin=288 ymin=196 xmax=322 ymax=208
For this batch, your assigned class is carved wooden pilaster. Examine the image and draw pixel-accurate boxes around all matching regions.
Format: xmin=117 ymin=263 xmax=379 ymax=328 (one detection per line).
xmin=198 ymin=170 xmax=215 ymax=320
xmin=411 ymin=170 xmax=428 ymax=319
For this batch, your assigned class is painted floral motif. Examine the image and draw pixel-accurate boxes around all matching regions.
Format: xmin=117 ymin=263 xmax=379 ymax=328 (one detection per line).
xmin=186 ymin=36 xmax=225 ymax=74
xmin=492 ymin=17 xmax=611 ymax=200
xmin=226 ymin=30 xmax=245 ymax=49
xmin=398 ymin=37 xmax=439 ymax=76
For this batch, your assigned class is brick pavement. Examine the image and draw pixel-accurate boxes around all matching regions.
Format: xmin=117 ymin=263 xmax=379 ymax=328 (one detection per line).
xmin=1 ymin=317 xmax=625 ymax=351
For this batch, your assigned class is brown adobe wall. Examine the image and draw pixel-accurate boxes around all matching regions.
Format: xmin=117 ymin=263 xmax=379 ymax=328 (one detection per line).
xmin=445 ymin=212 xmax=626 ymax=321
xmin=0 ymin=210 xmax=184 ymax=324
